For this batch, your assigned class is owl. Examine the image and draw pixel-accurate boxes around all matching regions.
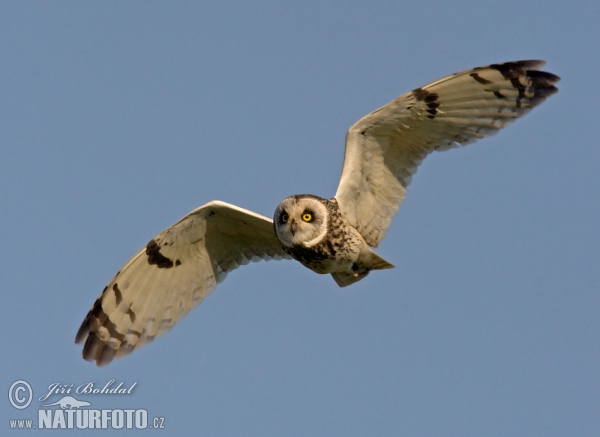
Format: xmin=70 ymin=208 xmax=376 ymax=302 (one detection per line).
xmin=76 ymin=60 xmax=559 ymax=366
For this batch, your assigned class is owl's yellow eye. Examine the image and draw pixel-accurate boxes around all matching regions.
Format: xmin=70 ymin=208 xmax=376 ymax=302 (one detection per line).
xmin=281 ymin=213 xmax=289 ymax=223
xmin=302 ymin=213 xmax=313 ymax=222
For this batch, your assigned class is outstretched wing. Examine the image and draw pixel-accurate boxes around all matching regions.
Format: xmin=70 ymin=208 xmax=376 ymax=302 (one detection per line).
xmin=75 ymin=200 xmax=290 ymax=366
xmin=335 ymin=60 xmax=559 ymax=247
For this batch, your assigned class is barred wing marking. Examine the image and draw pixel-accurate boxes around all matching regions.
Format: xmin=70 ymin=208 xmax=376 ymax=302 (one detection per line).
xmin=335 ymin=60 xmax=559 ymax=247
xmin=75 ymin=200 xmax=290 ymax=366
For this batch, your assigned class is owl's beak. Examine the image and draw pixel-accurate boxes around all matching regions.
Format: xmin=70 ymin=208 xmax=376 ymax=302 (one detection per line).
xmin=290 ymin=220 xmax=297 ymax=236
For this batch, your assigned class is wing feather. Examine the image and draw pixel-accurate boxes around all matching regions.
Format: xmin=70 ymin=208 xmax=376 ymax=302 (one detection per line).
xmin=335 ymin=60 xmax=559 ymax=246
xmin=75 ymin=200 xmax=290 ymax=366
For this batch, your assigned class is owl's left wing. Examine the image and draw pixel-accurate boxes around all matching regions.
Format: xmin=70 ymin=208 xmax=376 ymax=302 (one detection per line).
xmin=76 ymin=200 xmax=290 ymax=366
xmin=335 ymin=60 xmax=559 ymax=247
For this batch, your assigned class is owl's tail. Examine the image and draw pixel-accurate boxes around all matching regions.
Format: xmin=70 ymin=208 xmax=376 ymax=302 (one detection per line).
xmin=331 ymin=251 xmax=394 ymax=287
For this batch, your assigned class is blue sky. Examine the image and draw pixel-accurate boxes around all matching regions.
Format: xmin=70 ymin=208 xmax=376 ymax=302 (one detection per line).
xmin=2 ymin=1 xmax=599 ymax=435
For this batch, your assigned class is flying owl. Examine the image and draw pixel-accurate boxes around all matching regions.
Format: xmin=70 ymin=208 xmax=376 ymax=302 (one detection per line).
xmin=76 ymin=60 xmax=559 ymax=366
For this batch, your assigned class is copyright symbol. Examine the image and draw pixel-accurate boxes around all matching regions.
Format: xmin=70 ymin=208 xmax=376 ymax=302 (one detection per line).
xmin=8 ymin=380 xmax=32 ymax=410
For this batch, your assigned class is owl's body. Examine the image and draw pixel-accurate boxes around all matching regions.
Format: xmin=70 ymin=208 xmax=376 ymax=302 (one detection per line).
xmin=76 ymin=60 xmax=560 ymax=366
xmin=273 ymin=195 xmax=394 ymax=286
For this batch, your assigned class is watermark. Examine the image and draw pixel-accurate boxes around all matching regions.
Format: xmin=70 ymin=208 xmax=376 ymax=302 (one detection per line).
xmin=8 ymin=381 xmax=32 ymax=410
xmin=7 ymin=379 xmax=166 ymax=430
xmin=38 ymin=379 xmax=137 ymax=402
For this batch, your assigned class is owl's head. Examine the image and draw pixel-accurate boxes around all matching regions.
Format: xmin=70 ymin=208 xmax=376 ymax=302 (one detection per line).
xmin=273 ymin=195 xmax=329 ymax=248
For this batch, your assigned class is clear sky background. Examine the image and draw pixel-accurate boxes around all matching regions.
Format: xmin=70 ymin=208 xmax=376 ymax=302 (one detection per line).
xmin=2 ymin=2 xmax=598 ymax=435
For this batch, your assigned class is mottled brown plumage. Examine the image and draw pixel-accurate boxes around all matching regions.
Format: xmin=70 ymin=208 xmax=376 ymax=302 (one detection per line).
xmin=273 ymin=195 xmax=393 ymax=286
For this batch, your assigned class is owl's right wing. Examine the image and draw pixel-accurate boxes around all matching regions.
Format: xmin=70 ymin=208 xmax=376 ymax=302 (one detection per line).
xmin=335 ymin=60 xmax=559 ymax=247
xmin=75 ymin=200 xmax=291 ymax=366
